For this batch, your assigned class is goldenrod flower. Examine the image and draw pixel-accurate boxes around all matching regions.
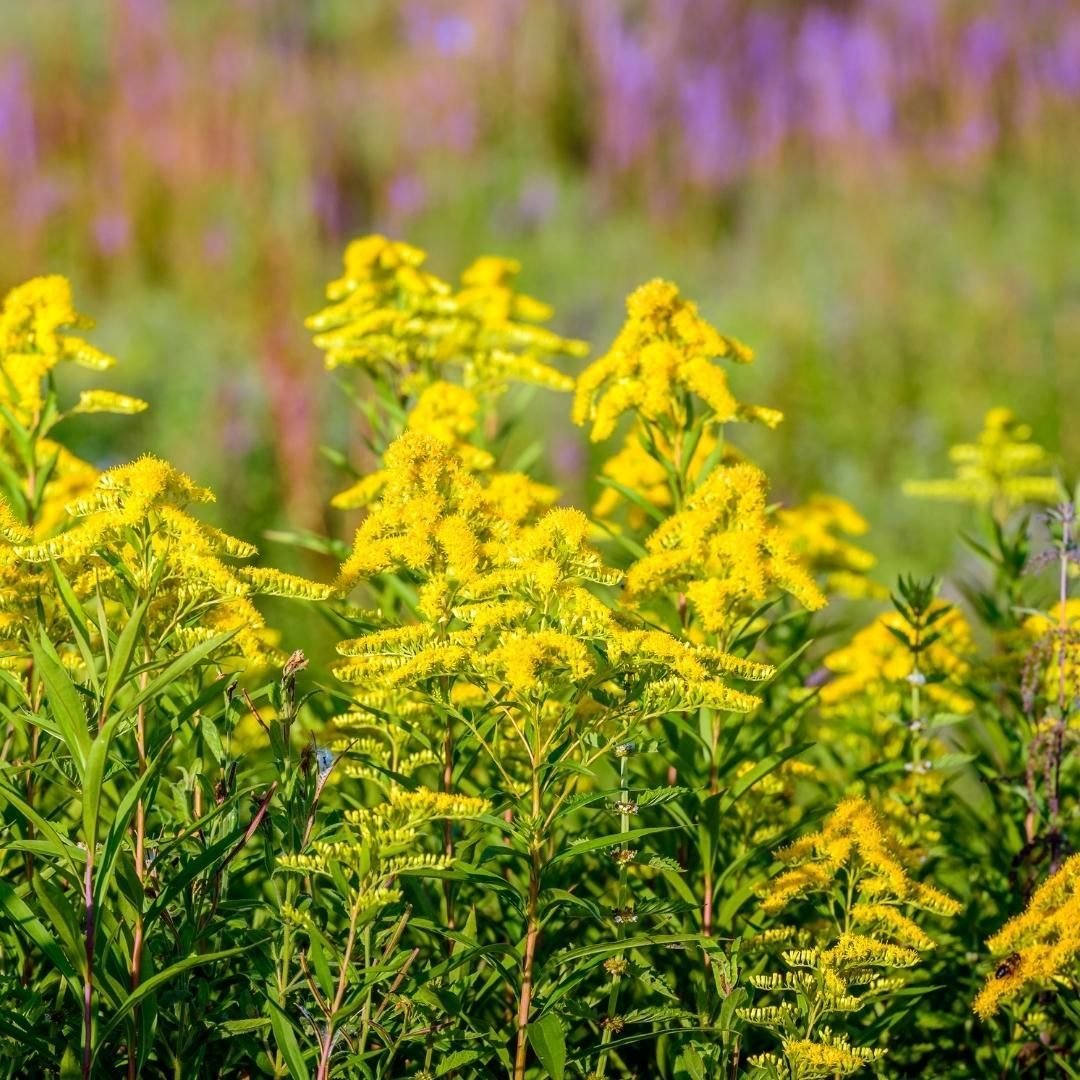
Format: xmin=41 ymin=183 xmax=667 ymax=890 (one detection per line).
xmin=762 ymin=797 xmax=960 ymax=918
xmin=573 ymin=278 xmax=779 ymax=443
xmin=748 ymin=799 xmax=957 ymax=1074
xmin=71 ymin=389 xmax=149 ymax=415
xmin=16 ymin=454 xmax=326 ymax=666
xmin=625 ymin=462 xmax=825 ymax=634
xmin=820 ymin=603 xmax=974 ymax=721
xmin=903 ymin=407 xmax=1059 ymax=514
xmin=974 ymin=853 xmax=1080 ymax=1019
xmin=776 ymin=494 xmax=880 ymax=599
xmin=307 ymin=234 xmax=584 ymax=393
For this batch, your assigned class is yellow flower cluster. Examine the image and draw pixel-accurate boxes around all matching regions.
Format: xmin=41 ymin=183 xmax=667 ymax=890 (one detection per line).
xmin=306 ymin=234 xmax=586 ymax=393
xmin=820 ymin=602 xmax=975 ymax=722
xmin=0 ymin=275 xmax=118 ymax=419
xmin=974 ymin=853 xmax=1080 ymax=1019
xmin=334 ymin=431 xmax=519 ymax=592
xmin=746 ymin=799 xmax=958 ymax=1076
xmin=749 ymin=1030 xmax=885 ymax=1079
xmin=903 ymin=407 xmax=1059 ymax=513
xmin=18 ymin=455 xmax=329 ymax=665
xmin=776 ymin=494 xmax=880 ymax=600
xmin=572 ymin=278 xmax=781 ymax=443
xmin=0 ymin=276 xmax=146 ymax=533
xmin=332 ymin=432 xmax=773 ymax=722
xmin=625 ymin=463 xmax=826 ymax=635
xmin=762 ymin=797 xmax=960 ymax=918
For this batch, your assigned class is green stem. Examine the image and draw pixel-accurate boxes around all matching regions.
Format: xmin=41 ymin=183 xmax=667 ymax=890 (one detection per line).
xmin=595 ymin=753 xmax=631 ymax=1078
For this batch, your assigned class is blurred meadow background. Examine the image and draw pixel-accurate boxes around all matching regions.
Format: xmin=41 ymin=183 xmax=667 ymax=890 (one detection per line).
xmin=3 ymin=0 xmax=1079 ymax=587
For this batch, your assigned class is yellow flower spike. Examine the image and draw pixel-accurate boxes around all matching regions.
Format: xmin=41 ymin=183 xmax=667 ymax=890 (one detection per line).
xmin=903 ymin=407 xmax=1059 ymax=512
xmin=71 ymin=390 xmax=149 ymax=416
xmin=762 ymin=797 xmax=960 ymax=919
xmin=0 ymin=498 xmax=32 ymax=545
xmin=240 ymin=567 xmax=332 ymax=601
xmin=750 ymin=800 xmax=957 ymax=1074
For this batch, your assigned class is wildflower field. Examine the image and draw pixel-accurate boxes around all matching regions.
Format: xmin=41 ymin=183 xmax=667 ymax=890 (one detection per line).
xmin=3 ymin=4 xmax=1080 ymax=1079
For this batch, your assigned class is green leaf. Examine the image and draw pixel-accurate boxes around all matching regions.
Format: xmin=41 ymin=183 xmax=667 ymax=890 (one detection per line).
xmin=219 ymin=1018 xmax=271 ymax=1035
xmin=596 ymin=476 xmax=665 ymax=524
xmin=92 ymin=948 xmax=245 ymax=1054
xmin=268 ymin=998 xmax=311 ymax=1080
xmin=675 ymin=1044 xmax=708 ymax=1080
xmin=0 ymin=781 xmax=80 ymax=872
xmin=527 ymin=1013 xmax=566 ymax=1080
xmin=102 ymin=598 xmax=148 ymax=713
xmin=123 ymin=631 xmax=237 ymax=716
xmin=83 ymin=711 xmax=124 ymax=844
xmin=50 ymin=563 xmax=100 ymax=693
xmin=547 ymin=826 xmax=679 ymax=868
xmin=30 ymin=629 xmax=91 ymax=778
xmin=0 ymin=880 xmax=79 ymax=984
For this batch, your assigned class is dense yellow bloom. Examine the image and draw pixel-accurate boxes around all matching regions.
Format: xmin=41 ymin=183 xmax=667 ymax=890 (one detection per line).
xmin=0 ymin=276 xmax=145 ymax=538
xmin=974 ymin=853 xmax=1080 ymax=1019
xmin=762 ymin=797 xmax=961 ymax=918
xmin=481 ymin=629 xmax=594 ymax=693
xmin=333 ymin=433 xmax=769 ymax=723
xmin=307 ymin=234 xmax=584 ymax=393
xmin=0 ymin=275 xmax=129 ymax=427
xmin=17 ymin=455 xmax=328 ymax=665
xmin=573 ymin=278 xmax=780 ymax=443
xmin=335 ymin=432 xmax=511 ymax=591
xmin=903 ymin=407 xmax=1059 ymax=512
xmin=776 ymin=494 xmax=880 ymax=599
xmin=625 ymin=463 xmax=826 ymax=633
xmin=820 ymin=603 xmax=975 ymax=720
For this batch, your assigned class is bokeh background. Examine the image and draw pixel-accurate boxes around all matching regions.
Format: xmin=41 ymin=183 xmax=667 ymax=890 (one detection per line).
xmin=3 ymin=0 xmax=1079 ymax=580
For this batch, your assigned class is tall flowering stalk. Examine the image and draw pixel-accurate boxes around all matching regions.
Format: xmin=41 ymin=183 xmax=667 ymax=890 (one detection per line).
xmin=745 ymin=799 xmax=960 ymax=1078
xmin=327 ymin=429 xmax=772 ymax=1076
xmin=575 ymin=279 xmax=842 ymax=977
